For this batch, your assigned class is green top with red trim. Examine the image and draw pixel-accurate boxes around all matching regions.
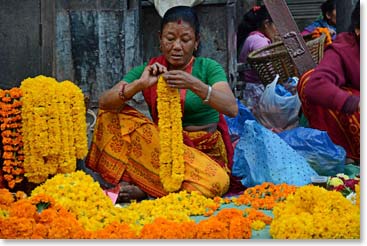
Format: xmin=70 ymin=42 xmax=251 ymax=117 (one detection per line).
xmin=122 ymin=57 xmax=228 ymax=127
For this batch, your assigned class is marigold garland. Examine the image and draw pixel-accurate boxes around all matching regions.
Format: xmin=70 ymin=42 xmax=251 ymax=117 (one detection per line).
xmin=20 ymin=75 xmax=88 ymax=183
xmin=0 ymin=88 xmax=24 ymax=189
xmin=270 ymin=185 xmax=360 ymax=239
xmin=156 ymin=75 xmax=185 ymax=192
xmin=231 ymin=182 xmax=297 ymax=209
xmin=312 ymin=27 xmax=332 ymax=47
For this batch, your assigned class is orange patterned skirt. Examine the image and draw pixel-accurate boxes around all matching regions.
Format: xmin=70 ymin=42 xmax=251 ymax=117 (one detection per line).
xmin=85 ymin=105 xmax=230 ymax=198
xmin=298 ymin=70 xmax=360 ymax=160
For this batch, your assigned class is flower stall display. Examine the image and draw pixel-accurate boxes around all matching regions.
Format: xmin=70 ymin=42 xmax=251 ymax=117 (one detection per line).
xmin=0 ymin=75 xmax=361 ymax=239
xmin=0 ymin=170 xmax=360 ymax=239
xmin=1 ymin=170 xmax=276 ymax=239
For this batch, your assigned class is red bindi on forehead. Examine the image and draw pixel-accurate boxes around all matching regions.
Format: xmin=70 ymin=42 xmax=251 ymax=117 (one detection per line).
xmin=177 ymin=19 xmax=182 ymax=24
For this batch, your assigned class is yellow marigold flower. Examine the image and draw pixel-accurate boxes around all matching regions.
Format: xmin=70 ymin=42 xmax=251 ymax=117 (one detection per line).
xmin=328 ymin=177 xmax=344 ymax=187
xmin=251 ymin=220 xmax=266 ymax=230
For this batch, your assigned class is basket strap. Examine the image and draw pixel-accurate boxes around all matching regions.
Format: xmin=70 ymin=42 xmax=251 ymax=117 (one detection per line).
xmin=263 ymin=0 xmax=316 ymax=75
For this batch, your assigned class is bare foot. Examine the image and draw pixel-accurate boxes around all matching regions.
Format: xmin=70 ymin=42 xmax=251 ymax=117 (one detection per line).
xmin=116 ymin=181 xmax=148 ymax=203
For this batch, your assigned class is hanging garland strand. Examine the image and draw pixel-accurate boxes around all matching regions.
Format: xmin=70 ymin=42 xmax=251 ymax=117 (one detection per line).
xmin=157 ymin=75 xmax=185 ymax=192
xmin=20 ymin=75 xmax=88 ymax=183
xmin=0 ymin=88 xmax=24 ymax=189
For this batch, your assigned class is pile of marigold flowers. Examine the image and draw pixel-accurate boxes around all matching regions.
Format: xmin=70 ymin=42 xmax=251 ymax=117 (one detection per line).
xmin=270 ymin=185 xmax=360 ymax=239
xmin=0 ymin=171 xmax=275 ymax=239
xmin=2 ymin=170 xmax=359 ymax=239
xmin=230 ymin=182 xmax=297 ymax=210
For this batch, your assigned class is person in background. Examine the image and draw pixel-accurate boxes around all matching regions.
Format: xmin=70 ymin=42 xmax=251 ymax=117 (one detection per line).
xmin=85 ymin=6 xmax=243 ymax=202
xmin=297 ymin=1 xmax=360 ymax=163
xmin=237 ymin=5 xmax=278 ymax=111
xmin=301 ymin=0 xmax=337 ymax=40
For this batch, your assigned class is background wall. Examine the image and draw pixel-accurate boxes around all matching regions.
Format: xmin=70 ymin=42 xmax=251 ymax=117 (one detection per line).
xmin=0 ymin=0 xmax=352 ymax=111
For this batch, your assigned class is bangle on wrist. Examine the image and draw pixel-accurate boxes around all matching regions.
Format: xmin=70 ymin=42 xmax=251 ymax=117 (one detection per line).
xmin=203 ymin=85 xmax=212 ymax=104
xmin=118 ymin=83 xmax=131 ymax=101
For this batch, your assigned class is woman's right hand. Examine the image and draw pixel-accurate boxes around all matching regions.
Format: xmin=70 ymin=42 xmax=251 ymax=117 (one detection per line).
xmin=139 ymin=62 xmax=167 ymax=89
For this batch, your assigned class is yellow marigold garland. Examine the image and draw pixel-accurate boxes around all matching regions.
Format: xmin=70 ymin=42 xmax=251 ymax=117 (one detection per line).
xmin=270 ymin=185 xmax=360 ymax=239
xmin=20 ymin=75 xmax=88 ymax=183
xmin=0 ymin=88 xmax=24 ymax=189
xmin=156 ymin=75 xmax=184 ymax=192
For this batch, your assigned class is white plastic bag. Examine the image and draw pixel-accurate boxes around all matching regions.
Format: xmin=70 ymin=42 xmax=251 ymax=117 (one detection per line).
xmin=254 ymin=75 xmax=301 ymax=130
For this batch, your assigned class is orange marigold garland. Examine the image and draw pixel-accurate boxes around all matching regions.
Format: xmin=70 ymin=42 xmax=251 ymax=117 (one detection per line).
xmin=0 ymin=88 xmax=24 ymax=189
xmin=231 ymin=182 xmax=297 ymax=210
xmin=157 ymin=75 xmax=185 ymax=192
xmin=312 ymin=27 xmax=332 ymax=47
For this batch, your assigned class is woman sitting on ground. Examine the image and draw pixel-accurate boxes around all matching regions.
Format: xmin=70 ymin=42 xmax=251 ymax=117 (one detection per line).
xmin=85 ymin=6 xmax=243 ymax=201
xmin=297 ymin=1 xmax=360 ymax=162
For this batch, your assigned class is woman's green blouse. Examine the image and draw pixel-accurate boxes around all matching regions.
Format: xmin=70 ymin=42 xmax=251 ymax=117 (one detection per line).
xmin=122 ymin=57 xmax=228 ymax=127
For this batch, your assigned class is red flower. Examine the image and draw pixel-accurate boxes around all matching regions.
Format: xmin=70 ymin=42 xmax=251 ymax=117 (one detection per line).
xmin=252 ymin=6 xmax=261 ymax=12
xmin=344 ymin=179 xmax=359 ymax=191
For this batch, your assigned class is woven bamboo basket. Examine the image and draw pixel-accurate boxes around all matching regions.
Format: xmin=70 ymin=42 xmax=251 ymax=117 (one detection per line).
xmin=247 ymin=33 xmax=326 ymax=85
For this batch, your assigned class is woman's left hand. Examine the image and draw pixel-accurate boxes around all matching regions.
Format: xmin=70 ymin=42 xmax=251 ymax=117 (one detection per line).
xmin=162 ymin=70 xmax=200 ymax=90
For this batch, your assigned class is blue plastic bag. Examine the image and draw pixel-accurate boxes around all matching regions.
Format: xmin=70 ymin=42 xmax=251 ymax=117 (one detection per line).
xmin=224 ymin=99 xmax=256 ymax=138
xmin=278 ymin=127 xmax=345 ymax=176
xmin=232 ymin=120 xmax=317 ymax=187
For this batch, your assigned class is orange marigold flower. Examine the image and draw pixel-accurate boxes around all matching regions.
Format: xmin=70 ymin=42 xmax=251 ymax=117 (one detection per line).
xmin=0 ymin=188 xmax=15 ymax=208
xmin=92 ymin=221 xmax=137 ymax=239
xmin=9 ymin=199 xmax=37 ymax=219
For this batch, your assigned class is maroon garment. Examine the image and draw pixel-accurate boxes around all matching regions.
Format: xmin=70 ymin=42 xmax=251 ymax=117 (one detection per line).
xmin=298 ymin=32 xmax=360 ymax=160
xmin=303 ymin=32 xmax=360 ymax=112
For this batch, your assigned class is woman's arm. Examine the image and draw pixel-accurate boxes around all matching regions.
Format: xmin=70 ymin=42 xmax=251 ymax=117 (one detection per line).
xmin=303 ymin=48 xmax=356 ymax=112
xmin=98 ymin=80 xmax=143 ymax=111
xmin=99 ymin=62 xmax=167 ymax=111
xmin=161 ymin=71 xmax=238 ymax=118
